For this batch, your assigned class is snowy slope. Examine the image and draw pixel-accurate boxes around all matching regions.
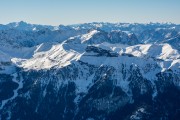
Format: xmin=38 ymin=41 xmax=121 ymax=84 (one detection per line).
xmin=10 ymin=41 xmax=179 ymax=79
xmin=0 ymin=21 xmax=179 ymax=78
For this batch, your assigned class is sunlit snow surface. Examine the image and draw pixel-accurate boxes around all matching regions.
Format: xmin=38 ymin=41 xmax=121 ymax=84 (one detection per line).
xmin=8 ymin=42 xmax=179 ymax=72
xmin=0 ymin=23 xmax=179 ymax=80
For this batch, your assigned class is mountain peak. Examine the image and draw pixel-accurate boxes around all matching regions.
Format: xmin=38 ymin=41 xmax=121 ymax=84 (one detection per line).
xmin=7 ymin=21 xmax=28 ymax=27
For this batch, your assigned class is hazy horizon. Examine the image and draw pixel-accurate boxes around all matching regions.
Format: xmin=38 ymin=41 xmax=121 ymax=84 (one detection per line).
xmin=1 ymin=21 xmax=180 ymax=27
xmin=1 ymin=0 xmax=180 ymax=25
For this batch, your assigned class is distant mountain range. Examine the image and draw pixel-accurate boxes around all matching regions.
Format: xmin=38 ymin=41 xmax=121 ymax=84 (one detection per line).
xmin=0 ymin=22 xmax=180 ymax=120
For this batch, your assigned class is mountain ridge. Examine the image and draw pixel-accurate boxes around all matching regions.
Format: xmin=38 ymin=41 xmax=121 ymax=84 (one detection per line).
xmin=0 ymin=22 xmax=180 ymax=120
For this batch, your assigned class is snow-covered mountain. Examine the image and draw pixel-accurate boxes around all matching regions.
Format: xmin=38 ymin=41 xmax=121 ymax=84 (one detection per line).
xmin=0 ymin=22 xmax=180 ymax=120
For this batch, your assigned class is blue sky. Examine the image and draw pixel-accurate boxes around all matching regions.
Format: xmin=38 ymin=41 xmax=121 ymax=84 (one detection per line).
xmin=0 ymin=0 xmax=180 ymax=25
